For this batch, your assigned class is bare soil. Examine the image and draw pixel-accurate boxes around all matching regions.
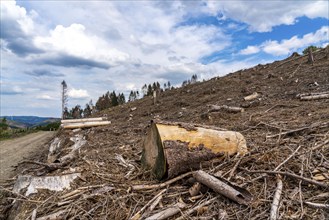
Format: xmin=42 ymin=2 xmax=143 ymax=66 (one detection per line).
xmin=2 ymin=49 xmax=329 ymax=219
xmin=0 ymin=131 xmax=55 ymax=182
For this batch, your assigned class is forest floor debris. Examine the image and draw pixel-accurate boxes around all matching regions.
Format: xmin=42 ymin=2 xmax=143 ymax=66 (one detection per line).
xmin=1 ymin=48 xmax=328 ymax=219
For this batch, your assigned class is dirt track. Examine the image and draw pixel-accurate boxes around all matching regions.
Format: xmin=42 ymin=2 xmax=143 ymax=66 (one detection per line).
xmin=0 ymin=131 xmax=55 ymax=182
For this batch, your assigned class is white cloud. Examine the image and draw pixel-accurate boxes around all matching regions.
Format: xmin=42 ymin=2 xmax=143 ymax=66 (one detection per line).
xmin=239 ymin=26 xmax=329 ymax=56
xmin=262 ymin=26 xmax=329 ymax=56
xmin=34 ymin=24 xmax=130 ymax=66
xmin=240 ymin=46 xmax=260 ymax=55
xmin=37 ymin=94 xmax=56 ymax=100
xmin=1 ymin=0 xmax=35 ymax=35
xmin=206 ymin=1 xmax=329 ymax=32
xmin=68 ymin=88 xmax=89 ymax=99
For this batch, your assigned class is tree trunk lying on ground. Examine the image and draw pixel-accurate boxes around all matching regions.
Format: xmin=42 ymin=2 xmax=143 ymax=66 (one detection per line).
xmin=61 ymin=117 xmax=106 ymax=123
xmin=61 ymin=121 xmax=111 ymax=129
xmin=208 ymin=104 xmax=245 ymax=113
xmin=244 ymin=92 xmax=260 ymax=101
xmin=298 ymin=92 xmax=329 ymax=101
xmin=141 ymin=121 xmax=247 ymax=180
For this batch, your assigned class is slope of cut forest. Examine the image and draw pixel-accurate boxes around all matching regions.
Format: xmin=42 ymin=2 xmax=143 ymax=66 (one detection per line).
xmin=1 ymin=48 xmax=329 ymax=219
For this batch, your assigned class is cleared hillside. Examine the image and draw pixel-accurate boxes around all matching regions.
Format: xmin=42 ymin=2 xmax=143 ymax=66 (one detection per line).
xmin=2 ymin=48 xmax=329 ymax=219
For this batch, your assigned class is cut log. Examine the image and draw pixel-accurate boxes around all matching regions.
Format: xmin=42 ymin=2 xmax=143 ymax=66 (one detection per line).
xmin=209 ymin=104 xmax=245 ymax=113
xmin=61 ymin=117 xmax=106 ymax=123
xmin=300 ymin=93 xmax=329 ymax=101
xmin=61 ymin=121 xmax=111 ymax=129
xmin=244 ymin=92 xmax=260 ymax=101
xmin=141 ymin=121 xmax=247 ymax=179
xmin=193 ymin=170 xmax=252 ymax=205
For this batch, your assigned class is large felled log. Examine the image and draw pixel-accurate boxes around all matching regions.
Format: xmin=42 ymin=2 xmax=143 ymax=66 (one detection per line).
xmin=61 ymin=121 xmax=111 ymax=129
xmin=141 ymin=121 xmax=247 ymax=179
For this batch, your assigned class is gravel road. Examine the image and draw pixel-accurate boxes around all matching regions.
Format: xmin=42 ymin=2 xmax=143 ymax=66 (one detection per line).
xmin=0 ymin=131 xmax=55 ymax=182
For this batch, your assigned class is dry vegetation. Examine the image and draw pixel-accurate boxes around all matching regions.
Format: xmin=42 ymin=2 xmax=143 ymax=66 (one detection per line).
xmin=1 ymin=48 xmax=328 ymax=219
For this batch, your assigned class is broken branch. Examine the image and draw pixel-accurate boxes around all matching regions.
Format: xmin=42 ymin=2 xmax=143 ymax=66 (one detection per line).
xmin=193 ymin=170 xmax=252 ymax=205
xmin=270 ymin=175 xmax=283 ymax=220
xmin=246 ymin=170 xmax=328 ymax=188
xmin=131 ymin=171 xmax=193 ymax=191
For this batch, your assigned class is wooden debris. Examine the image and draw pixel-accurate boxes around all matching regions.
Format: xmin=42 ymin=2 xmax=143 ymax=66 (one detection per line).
xmin=244 ymin=92 xmax=260 ymax=101
xmin=61 ymin=121 xmax=111 ymax=129
xmin=208 ymin=104 xmax=245 ymax=113
xmin=61 ymin=117 xmax=111 ymax=129
xmin=36 ymin=210 xmax=66 ymax=220
xmin=61 ymin=117 xmax=106 ymax=123
xmin=131 ymin=189 xmax=166 ymax=220
xmin=145 ymin=202 xmax=186 ymax=220
xmin=304 ymin=201 xmax=329 ymax=210
xmin=141 ymin=121 xmax=247 ymax=179
xmin=246 ymin=170 xmax=329 ymax=188
xmin=189 ymin=182 xmax=201 ymax=196
xmin=132 ymin=171 xmax=193 ymax=191
xmin=193 ymin=170 xmax=252 ymax=205
xmin=299 ymin=92 xmax=329 ymax=101
xmin=270 ymin=175 xmax=283 ymax=220
xmin=176 ymin=197 xmax=218 ymax=220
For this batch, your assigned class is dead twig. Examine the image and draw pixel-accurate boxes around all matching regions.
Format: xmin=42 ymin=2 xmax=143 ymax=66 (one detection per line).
xmin=131 ymin=171 xmax=193 ymax=191
xmin=304 ymin=201 xmax=329 ymax=210
xmin=246 ymin=169 xmax=329 ymax=188
xmin=176 ymin=197 xmax=218 ymax=220
xmin=270 ymin=175 xmax=283 ymax=220
xmin=243 ymin=145 xmax=301 ymax=186
xmin=130 ymin=188 xmax=167 ymax=220
xmin=145 ymin=202 xmax=187 ymax=220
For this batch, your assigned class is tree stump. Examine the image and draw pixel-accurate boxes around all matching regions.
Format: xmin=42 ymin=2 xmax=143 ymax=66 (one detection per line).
xmin=308 ymin=47 xmax=314 ymax=65
xmin=141 ymin=121 xmax=247 ymax=179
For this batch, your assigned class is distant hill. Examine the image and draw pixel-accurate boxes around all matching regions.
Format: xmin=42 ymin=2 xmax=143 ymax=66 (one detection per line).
xmin=0 ymin=116 xmax=60 ymax=128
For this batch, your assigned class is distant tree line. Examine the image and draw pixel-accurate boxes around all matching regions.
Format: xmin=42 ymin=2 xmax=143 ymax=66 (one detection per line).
xmin=61 ymin=75 xmax=201 ymax=119
xmin=182 ymin=74 xmax=198 ymax=87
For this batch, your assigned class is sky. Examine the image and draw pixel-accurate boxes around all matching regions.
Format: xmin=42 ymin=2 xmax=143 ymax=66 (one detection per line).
xmin=1 ymin=0 xmax=328 ymax=117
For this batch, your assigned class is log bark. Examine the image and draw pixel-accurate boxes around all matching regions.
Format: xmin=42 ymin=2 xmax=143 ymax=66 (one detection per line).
xmin=61 ymin=117 xmax=106 ymax=123
xmin=209 ymin=104 xmax=245 ymax=113
xmin=193 ymin=170 xmax=252 ymax=205
xmin=141 ymin=121 xmax=247 ymax=179
xmin=61 ymin=121 xmax=111 ymax=129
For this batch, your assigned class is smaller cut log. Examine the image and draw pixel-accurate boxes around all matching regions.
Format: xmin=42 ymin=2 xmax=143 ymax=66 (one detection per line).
xmin=61 ymin=121 xmax=111 ymax=129
xmin=300 ymin=93 xmax=329 ymax=101
xmin=209 ymin=104 xmax=245 ymax=113
xmin=61 ymin=117 xmax=106 ymax=124
xmin=244 ymin=92 xmax=260 ymax=101
xmin=193 ymin=170 xmax=252 ymax=205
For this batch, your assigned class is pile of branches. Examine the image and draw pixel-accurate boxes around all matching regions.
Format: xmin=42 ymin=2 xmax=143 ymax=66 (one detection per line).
xmin=1 ymin=118 xmax=328 ymax=220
